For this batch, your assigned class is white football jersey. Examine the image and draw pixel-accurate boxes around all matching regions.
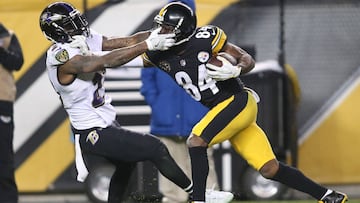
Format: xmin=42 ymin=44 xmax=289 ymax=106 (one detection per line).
xmin=46 ymin=30 xmax=116 ymax=130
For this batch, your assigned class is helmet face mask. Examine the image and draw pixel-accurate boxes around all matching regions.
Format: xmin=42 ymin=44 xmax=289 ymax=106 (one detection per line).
xmin=62 ymin=9 xmax=89 ymax=36
xmin=40 ymin=2 xmax=89 ymax=43
xmin=154 ymin=2 xmax=197 ymax=45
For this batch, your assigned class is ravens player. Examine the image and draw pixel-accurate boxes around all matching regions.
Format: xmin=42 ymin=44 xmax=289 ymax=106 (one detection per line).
xmin=139 ymin=2 xmax=348 ymax=203
xmin=39 ymin=2 xmax=193 ymax=203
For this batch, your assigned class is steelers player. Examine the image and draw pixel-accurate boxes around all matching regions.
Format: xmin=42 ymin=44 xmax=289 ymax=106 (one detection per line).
xmin=139 ymin=2 xmax=348 ymax=203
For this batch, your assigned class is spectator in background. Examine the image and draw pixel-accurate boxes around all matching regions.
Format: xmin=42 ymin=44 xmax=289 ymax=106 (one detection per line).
xmin=0 ymin=22 xmax=24 ymax=203
xmin=140 ymin=1 xmax=219 ymax=203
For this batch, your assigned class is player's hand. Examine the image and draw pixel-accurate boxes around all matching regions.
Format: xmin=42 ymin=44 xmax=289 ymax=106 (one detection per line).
xmin=145 ymin=27 xmax=175 ymax=51
xmin=70 ymin=35 xmax=91 ymax=55
xmin=206 ymin=56 xmax=242 ymax=81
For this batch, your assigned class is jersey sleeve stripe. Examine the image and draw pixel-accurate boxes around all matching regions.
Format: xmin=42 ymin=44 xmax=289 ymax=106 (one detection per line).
xmin=211 ymin=27 xmax=227 ymax=53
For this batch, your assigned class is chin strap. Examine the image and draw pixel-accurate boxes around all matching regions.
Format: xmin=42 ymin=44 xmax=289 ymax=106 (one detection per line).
xmin=173 ymin=31 xmax=196 ymax=46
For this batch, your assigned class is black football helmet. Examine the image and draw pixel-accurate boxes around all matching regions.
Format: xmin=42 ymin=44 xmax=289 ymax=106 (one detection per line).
xmin=154 ymin=2 xmax=197 ymax=45
xmin=39 ymin=2 xmax=89 ymax=43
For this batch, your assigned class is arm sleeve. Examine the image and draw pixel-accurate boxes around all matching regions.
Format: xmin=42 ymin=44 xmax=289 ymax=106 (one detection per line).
xmin=0 ymin=34 xmax=24 ymax=71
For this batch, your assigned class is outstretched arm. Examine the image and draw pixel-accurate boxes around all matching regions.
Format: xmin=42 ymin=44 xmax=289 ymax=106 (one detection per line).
xmin=58 ymin=29 xmax=175 ymax=84
xmin=102 ymin=31 xmax=150 ymax=51
xmin=61 ymin=41 xmax=149 ymax=75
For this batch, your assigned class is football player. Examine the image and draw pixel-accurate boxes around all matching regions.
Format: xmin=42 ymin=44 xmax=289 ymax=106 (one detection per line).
xmin=137 ymin=2 xmax=348 ymax=203
xmin=39 ymin=2 xmax=192 ymax=203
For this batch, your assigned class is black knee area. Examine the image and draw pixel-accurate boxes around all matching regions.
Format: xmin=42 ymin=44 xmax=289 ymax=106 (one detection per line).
xmin=150 ymin=139 xmax=192 ymax=190
xmin=149 ymin=138 xmax=176 ymax=168
xmin=270 ymin=162 xmax=285 ymax=181
xmin=259 ymin=159 xmax=279 ymax=179
xmin=152 ymin=139 xmax=170 ymax=159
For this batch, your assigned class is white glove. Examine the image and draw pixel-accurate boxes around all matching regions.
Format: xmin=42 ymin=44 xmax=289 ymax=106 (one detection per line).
xmin=69 ymin=35 xmax=91 ymax=55
xmin=206 ymin=56 xmax=241 ymax=81
xmin=145 ymin=27 xmax=176 ymax=51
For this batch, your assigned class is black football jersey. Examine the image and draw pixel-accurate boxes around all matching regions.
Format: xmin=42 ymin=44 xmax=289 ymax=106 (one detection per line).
xmin=143 ymin=25 xmax=244 ymax=108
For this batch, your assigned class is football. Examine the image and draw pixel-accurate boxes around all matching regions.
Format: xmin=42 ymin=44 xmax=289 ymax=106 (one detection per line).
xmin=207 ymin=52 xmax=237 ymax=67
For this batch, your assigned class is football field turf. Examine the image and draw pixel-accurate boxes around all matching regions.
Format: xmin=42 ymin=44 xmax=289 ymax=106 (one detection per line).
xmin=232 ymin=200 xmax=358 ymax=203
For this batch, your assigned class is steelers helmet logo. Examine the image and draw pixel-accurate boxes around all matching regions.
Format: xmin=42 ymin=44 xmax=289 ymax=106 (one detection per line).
xmin=197 ymin=51 xmax=210 ymax=63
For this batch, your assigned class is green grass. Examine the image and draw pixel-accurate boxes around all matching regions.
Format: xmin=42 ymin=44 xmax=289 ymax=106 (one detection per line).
xmin=128 ymin=194 xmax=359 ymax=203
xmin=232 ymin=200 xmax=360 ymax=203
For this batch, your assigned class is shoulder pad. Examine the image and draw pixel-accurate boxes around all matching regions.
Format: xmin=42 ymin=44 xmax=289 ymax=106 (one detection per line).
xmin=142 ymin=52 xmax=156 ymax=67
xmin=210 ymin=26 xmax=227 ymax=53
xmin=47 ymin=43 xmax=81 ymax=66
xmin=196 ymin=25 xmax=227 ymax=54
xmin=54 ymin=48 xmax=69 ymax=63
